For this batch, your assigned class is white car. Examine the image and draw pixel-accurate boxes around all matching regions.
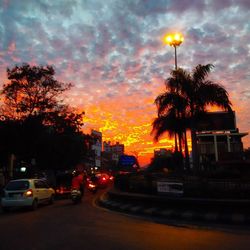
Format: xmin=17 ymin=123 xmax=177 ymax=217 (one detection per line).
xmin=1 ymin=179 xmax=55 ymax=211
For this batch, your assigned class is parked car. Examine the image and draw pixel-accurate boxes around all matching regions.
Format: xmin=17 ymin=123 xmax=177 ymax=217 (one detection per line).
xmin=1 ymin=179 xmax=55 ymax=211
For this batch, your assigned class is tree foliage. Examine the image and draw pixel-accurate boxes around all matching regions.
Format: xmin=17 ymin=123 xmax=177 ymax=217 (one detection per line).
xmin=1 ymin=63 xmax=72 ymax=120
xmin=0 ymin=63 xmax=86 ymax=172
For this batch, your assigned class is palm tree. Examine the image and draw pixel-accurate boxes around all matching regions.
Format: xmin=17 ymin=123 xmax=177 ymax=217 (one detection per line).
xmin=151 ymin=110 xmax=178 ymax=153
xmin=152 ymin=91 xmax=188 ymax=150
xmin=152 ymin=91 xmax=189 ymax=172
xmin=153 ymin=64 xmax=232 ymax=172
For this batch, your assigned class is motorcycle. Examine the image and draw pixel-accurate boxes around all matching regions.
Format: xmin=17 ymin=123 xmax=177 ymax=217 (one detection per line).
xmin=71 ymin=189 xmax=82 ymax=204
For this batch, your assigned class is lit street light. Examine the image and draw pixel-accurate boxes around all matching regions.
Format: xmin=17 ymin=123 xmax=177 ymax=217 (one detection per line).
xmin=163 ymin=32 xmax=185 ymax=155
xmin=164 ymin=33 xmax=184 ymax=69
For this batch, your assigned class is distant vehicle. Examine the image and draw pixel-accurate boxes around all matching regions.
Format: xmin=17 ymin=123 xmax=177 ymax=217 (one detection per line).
xmin=108 ymin=174 xmax=114 ymax=181
xmin=1 ymin=179 xmax=55 ymax=211
xmin=97 ymin=173 xmax=110 ymax=188
xmin=86 ymin=172 xmax=112 ymax=190
xmin=55 ymin=172 xmax=72 ymax=197
xmin=86 ymin=179 xmax=98 ymax=194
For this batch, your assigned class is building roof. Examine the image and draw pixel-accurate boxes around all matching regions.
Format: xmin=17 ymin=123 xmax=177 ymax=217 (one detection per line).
xmin=197 ymin=132 xmax=248 ymax=138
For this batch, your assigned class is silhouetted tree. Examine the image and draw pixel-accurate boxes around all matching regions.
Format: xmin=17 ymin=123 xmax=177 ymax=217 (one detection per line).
xmin=0 ymin=63 xmax=86 ymax=173
xmin=1 ymin=63 xmax=71 ymax=119
xmin=152 ymin=64 xmax=232 ymax=172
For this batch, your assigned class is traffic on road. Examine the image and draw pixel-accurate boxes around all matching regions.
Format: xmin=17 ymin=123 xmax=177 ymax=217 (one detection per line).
xmin=1 ymin=171 xmax=114 ymax=212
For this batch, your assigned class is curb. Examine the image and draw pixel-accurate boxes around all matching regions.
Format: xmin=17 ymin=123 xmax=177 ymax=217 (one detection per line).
xmin=98 ymin=191 xmax=250 ymax=225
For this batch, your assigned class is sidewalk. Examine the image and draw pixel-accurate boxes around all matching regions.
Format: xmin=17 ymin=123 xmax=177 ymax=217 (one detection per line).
xmin=98 ymin=188 xmax=250 ymax=225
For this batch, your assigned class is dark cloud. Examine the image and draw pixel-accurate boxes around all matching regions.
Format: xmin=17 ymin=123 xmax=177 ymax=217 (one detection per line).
xmin=187 ymin=28 xmax=205 ymax=42
xmin=208 ymin=0 xmax=250 ymax=10
xmin=207 ymin=0 xmax=233 ymax=11
xmin=35 ymin=0 xmax=78 ymax=18
xmin=236 ymin=0 xmax=250 ymax=8
xmin=168 ymin=0 xmax=206 ymax=13
xmin=127 ymin=0 xmax=170 ymax=16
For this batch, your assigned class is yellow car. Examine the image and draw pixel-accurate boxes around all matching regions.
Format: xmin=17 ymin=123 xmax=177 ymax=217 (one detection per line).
xmin=1 ymin=179 xmax=55 ymax=211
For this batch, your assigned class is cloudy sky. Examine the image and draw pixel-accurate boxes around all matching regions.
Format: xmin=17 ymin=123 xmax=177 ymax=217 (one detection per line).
xmin=0 ymin=0 xmax=250 ymax=165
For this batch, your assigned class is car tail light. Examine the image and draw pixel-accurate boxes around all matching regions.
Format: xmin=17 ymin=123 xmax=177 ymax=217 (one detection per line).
xmin=24 ymin=189 xmax=33 ymax=197
xmin=88 ymin=183 xmax=96 ymax=188
xmin=109 ymin=176 xmax=114 ymax=181
xmin=60 ymin=187 xmax=64 ymax=194
xmin=56 ymin=186 xmax=68 ymax=194
xmin=102 ymin=177 xmax=106 ymax=181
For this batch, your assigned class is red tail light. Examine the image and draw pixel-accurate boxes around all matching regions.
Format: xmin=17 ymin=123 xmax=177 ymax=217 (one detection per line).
xmin=88 ymin=183 xmax=96 ymax=188
xmin=57 ymin=186 xmax=65 ymax=194
xmin=102 ymin=177 xmax=106 ymax=181
xmin=24 ymin=189 xmax=33 ymax=197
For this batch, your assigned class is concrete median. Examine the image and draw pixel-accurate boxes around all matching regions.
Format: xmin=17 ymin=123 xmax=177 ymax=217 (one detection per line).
xmin=98 ymin=188 xmax=250 ymax=225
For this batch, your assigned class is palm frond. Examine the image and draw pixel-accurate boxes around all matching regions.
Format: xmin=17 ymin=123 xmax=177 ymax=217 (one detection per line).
xmin=151 ymin=106 xmax=190 ymax=142
xmin=197 ymin=81 xmax=232 ymax=111
xmin=151 ymin=115 xmax=175 ymax=142
xmin=155 ymin=92 xmax=187 ymax=116
xmin=169 ymin=68 xmax=193 ymax=98
xmin=192 ymin=64 xmax=214 ymax=84
xmin=165 ymin=77 xmax=178 ymax=92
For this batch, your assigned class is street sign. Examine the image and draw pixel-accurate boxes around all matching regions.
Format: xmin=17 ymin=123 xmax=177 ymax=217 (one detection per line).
xmin=157 ymin=181 xmax=183 ymax=196
xmin=119 ymin=155 xmax=137 ymax=166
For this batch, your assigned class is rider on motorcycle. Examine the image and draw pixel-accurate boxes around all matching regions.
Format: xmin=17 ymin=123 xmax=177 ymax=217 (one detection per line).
xmin=71 ymin=170 xmax=85 ymax=197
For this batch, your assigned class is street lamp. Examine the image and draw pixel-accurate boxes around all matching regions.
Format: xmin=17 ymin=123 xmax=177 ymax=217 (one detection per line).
xmin=163 ymin=33 xmax=184 ymax=155
xmin=163 ymin=33 xmax=184 ymax=70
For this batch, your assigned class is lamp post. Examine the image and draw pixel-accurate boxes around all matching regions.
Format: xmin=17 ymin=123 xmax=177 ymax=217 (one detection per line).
xmin=163 ymin=32 xmax=189 ymax=170
xmin=163 ymin=33 xmax=184 ymax=70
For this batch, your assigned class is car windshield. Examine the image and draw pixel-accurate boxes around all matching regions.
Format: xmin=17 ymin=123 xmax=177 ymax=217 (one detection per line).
xmin=5 ymin=180 xmax=30 ymax=191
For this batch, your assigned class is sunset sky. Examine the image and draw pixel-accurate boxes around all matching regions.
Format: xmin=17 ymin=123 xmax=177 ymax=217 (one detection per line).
xmin=0 ymin=0 xmax=250 ymax=166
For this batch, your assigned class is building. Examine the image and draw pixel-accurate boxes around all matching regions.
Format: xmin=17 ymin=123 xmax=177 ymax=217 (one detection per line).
xmin=154 ymin=148 xmax=172 ymax=158
xmin=103 ymin=141 xmax=112 ymax=153
xmin=90 ymin=130 xmax=102 ymax=172
xmin=196 ymin=111 xmax=248 ymax=163
xmin=103 ymin=141 xmax=124 ymax=163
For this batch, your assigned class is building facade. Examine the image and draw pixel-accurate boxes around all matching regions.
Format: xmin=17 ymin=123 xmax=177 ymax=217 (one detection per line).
xmin=103 ymin=141 xmax=124 ymax=163
xmin=196 ymin=111 xmax=248 ymax=163
xmin=154 ymin=148 xmax=172 ymax=158
xmin=90 ymin=130 xmax=102 ymax=172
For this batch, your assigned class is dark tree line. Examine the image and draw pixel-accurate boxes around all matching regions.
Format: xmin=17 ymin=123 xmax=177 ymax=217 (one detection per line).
xmin=0 ymin=63 xmax=87 ymax=173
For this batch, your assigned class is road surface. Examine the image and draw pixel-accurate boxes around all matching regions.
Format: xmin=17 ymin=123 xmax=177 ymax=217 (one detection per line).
xmin=0 ymin=190 xmax=250 ymax=250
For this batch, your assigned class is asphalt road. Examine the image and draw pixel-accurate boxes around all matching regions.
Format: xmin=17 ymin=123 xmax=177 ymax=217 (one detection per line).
xmin=0 ymin=190 xmax=250 ymax=250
